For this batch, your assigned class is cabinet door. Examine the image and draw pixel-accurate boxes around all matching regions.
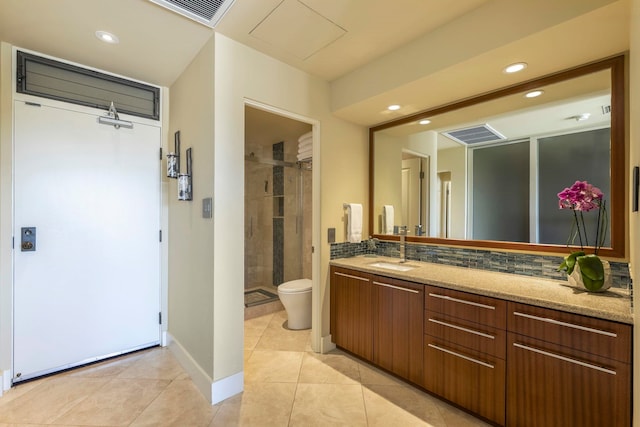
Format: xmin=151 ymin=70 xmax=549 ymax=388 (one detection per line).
xmin=424 ymin=335 xmax=505 ymax=425
xmin=330 ymin=267 xmax=373 ymax=361
xmin=507 ymin=333 xmax=631 ymax=427
xmin=372 ymin=277 xmax=424 ymax=385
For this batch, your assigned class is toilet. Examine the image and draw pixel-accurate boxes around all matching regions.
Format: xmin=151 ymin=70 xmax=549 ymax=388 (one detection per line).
xmin=277 ymin=278 xmax=312 ymax=330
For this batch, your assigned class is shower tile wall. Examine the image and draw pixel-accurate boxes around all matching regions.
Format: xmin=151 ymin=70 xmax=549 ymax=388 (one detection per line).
xmin=244 ymin=144 xmax=274 ymax=289
xmin=244 ymin=133 xmax=312 ymax=290
xmin=273 ymin=142 xmax=285 ymax=285
xmin=282 ymin=141 xmax=310 ymax=283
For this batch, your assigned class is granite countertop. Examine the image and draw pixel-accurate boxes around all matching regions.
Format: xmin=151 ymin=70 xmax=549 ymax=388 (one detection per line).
xmin=330 ymin=256 xmax=634 ymax=325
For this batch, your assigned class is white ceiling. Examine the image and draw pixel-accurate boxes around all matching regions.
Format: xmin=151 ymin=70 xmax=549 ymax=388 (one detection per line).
xmin=0 ymin=0 xmax=630 ymax=127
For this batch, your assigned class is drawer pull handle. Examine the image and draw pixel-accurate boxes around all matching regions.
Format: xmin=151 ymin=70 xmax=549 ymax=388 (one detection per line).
xmin=428 ymin=318 xmax=495 ymax=339
xmin=513 ymin=312 xmax=617 ymax=337
xmin=373 ymin=281 xmax=420 ymax=294
xmin=513 ymin=343 xmax=617 ymax=375
xmin=334 ymin=272 xmax=370 ymax=282
xmin=428 ymin=344 xmax=495 ymax=369
xmin=429 ymin=293 xmax=495 ymax=310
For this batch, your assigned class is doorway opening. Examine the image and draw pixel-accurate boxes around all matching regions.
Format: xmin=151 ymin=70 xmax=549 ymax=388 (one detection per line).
xmin=244 ymin=105 xmax=312 ymax=320
xmin=438 ymin=172 xmax=452 ymax=238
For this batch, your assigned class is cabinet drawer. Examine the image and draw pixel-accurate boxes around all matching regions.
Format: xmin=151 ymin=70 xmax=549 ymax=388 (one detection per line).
xmin=507 ymin=302 xmax=632 ymax=363
xmin=507 ymin=332 xmax=631 ymax=427
xmin=424 ymin=335 xmax=505 ymax=425
xmin=425 ymin=311 xmax=505 ymax=359
xmin=425 ymin=285 xmax=506 ymax=329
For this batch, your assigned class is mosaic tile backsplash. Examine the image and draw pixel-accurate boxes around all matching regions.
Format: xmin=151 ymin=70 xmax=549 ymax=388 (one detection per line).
xmin=330 ymin=240 xmax=632 ymax=290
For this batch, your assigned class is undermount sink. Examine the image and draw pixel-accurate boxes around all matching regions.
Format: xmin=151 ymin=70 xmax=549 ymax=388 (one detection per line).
xmin=368 ymin=261 xmax=417 ymax=272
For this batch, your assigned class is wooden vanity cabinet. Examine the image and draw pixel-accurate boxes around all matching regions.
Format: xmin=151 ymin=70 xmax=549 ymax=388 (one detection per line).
xmin=423 ymin=286 xmax=507 ymax=426
xmin=330 ymin=264 xmax=633 ymax=427
xmin=330 ymin=266 xmax=424 ymax=383
xmin=506 ymin=302 xmax=632 ymax=427
xmin=330 ymin=266 xmax=373 ymax=361
xmin=372 ymin=276 xmax=424 ymax=385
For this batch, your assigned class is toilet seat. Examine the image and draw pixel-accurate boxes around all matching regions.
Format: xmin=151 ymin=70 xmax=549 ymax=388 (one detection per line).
xmin=278 ymin=278 xmax=312 ymax=294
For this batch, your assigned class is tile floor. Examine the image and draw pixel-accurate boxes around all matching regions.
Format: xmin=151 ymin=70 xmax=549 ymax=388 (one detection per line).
xmin=0 ymin=310 xmax=489 ymax=426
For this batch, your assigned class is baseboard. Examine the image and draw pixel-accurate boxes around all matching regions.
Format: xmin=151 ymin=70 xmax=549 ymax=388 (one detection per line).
xmin=166 ymin=333 xmax=214 ymax=403
xmin=211 ymin=371 xmax=244 ymax=404
xmin=320 ymin=334 xmax=336 ymax=354
xmin=2 ymin=369 xmax=11 ymax=393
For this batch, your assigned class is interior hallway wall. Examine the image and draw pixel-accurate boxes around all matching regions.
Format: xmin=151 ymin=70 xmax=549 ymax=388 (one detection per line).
xmin=167 ymin=36 xmax=216 ymax=389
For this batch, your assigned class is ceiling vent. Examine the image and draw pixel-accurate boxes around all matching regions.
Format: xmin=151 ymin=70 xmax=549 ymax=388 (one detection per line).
xmin=149 ymin=0 xmax=235 ymax=28
xmin=442 ymin=124 xmax=506 ymax=145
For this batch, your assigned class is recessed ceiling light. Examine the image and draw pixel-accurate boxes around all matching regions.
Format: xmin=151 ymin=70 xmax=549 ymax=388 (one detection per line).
xmin=387 ymin=104 xmax=401 ymax=111
xmin=419 ymin=119 xmax=431 ymax=125
xmin=504 ymin=62 xmax=527 ymax=74
xmin=96 ymin=31 xmax=119 ymax=44
xmin=525 ymin=90 xmax=544 ymax=98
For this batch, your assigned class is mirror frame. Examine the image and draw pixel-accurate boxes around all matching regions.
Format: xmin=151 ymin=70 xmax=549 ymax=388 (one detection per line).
xmin=369 ymin=54 xmax=626 ymax=258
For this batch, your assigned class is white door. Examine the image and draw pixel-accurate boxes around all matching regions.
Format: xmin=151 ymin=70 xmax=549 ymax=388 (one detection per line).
xmin=13 ymin=100 xmax=161 ymax=382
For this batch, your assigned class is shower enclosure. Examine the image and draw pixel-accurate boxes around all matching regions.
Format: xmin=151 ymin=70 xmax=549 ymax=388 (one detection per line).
xmin=244 ymin=140 xmax=312 ymax=306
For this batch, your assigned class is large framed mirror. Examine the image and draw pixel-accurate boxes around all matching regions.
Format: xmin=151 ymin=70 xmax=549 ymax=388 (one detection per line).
xmin=370 ymin=55 xmax=625 ymax=258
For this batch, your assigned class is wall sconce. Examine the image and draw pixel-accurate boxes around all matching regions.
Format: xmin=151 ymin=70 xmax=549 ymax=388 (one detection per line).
xmin=166 ymin=131 xmax=180 ymax=178
xmin=178 ymin=147 xmax=193 ymax=201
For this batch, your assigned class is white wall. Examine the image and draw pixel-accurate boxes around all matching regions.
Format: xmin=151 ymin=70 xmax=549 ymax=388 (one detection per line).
xmin=167 ymin=35 xmax=216 ymax=393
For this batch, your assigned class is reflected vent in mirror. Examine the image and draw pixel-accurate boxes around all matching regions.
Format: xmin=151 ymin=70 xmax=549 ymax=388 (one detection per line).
xmin=442 ymin=124 xmax=506 ymax=145
xmin=149 ymin=0 xmax=235 ymax=27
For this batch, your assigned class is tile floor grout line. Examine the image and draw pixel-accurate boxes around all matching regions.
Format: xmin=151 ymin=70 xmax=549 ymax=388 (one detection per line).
xmin=126 ymin=376 xmax=176 ymax=427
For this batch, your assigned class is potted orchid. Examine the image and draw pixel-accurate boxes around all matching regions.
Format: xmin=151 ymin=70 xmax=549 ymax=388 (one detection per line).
xmin=556 ymin=180 xmax=611 ymax=292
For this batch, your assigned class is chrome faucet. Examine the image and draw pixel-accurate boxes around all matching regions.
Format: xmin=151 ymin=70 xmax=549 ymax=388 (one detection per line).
xmin=398 ymin=225 xmax=408 ymax=263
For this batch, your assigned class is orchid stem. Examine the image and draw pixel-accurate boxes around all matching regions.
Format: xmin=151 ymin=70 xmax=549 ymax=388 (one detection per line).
xmin=573 ymin=210 xmax=584 ymax=250
xmin=594 ymin=202 xmax=602 ymax=255
xmin=579 ymin=210 xmax=589 ymax=248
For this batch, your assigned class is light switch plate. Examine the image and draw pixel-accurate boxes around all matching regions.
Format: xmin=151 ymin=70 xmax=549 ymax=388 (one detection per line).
xmin=202 ymin=197 xmax=212 ymax=218
xmin=328 ymin=228 xmax=335 ymax=243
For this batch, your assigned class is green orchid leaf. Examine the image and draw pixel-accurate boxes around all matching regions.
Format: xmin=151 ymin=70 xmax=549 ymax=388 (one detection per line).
xmin=558 ymin=251 xmax=585 ymax=274
xmin=576 ymin=255 xmax=605 ymax=291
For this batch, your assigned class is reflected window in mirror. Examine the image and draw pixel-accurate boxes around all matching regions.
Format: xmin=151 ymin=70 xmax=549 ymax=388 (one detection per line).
xmin=469 ymin=128 xmax=610 ymax=245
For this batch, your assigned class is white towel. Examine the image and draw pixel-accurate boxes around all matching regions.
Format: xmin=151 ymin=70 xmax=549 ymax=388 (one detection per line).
xmin=383 ymin=205 xmax=394 ymax=234
xmin=298 ymin=139 xmax=313 ymax=151
xmin=297 ymin=151 xmax=312 ymax=161
xmin=346 ymin=203 xmax=363 ymax=243
xmin=298 ymin=131 xmax=312 ymax=142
